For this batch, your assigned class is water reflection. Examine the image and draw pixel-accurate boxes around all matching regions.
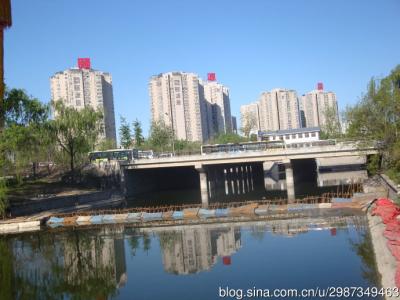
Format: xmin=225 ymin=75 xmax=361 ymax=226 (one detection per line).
xmin=158 ymin=227 xmax=241 ymax=274
xmin=0 ymin=215 xmax=381 ymax=300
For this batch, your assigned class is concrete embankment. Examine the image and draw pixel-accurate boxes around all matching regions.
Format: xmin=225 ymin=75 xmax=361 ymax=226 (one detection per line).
xmin=10 ymin=189 xmax=122 ymax=217
xmin=367 ymin=213 xmax=398 ymax=300
xmin=365 ymin=177 xmax=400 ymax=300
xmin=0 ymin=189 xmax=124 ymax=234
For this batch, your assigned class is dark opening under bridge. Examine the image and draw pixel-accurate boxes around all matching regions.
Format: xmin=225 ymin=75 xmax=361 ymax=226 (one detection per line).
xmin=120 ymin=142 xmax=378 ymax=206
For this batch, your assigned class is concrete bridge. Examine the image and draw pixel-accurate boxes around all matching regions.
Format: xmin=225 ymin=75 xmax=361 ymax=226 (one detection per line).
xmin=120 ymin=142 xmax=378 ymax=206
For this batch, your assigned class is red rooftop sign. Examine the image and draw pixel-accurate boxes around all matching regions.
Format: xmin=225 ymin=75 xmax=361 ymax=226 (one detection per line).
xmin=208 ymin=73 xmax=216 ymax=81
xmin=78 ymin=58 xmax=91 ymax=69
xmin=317 ymin=82 xmax=324 ymax=91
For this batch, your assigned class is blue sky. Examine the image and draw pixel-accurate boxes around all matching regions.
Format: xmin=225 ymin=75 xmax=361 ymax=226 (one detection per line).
xmin=5 ymin=0 xmax=400 ymax=135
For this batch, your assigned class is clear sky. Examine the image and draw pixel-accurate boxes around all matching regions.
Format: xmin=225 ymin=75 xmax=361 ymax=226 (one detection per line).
xmin=5 ymin=0 xmax=400 ymax=135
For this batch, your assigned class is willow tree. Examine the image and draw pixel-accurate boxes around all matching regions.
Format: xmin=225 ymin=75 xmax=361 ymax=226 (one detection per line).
xmin=0 ymin=0 xmax=12 ymax=131
xmin=51 ymin=100 xmax=103 ymax=173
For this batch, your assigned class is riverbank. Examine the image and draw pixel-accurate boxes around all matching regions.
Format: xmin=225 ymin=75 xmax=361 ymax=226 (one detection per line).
xmin=365 ymin=176 xmax=400 ymax=300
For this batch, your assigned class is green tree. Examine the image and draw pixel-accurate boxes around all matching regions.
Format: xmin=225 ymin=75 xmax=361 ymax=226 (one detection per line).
xmin=119 ymin=116 xmax=132 ymax=149
xmin=50 ymin=100 xmax=103 ymax=174
xmin=96 ymin=138 xmax=116 ymax=151
xmin=149 ymin=120 xmax=173 ymax=152
xmin=240 ymin=111 xmax=258 ymax=140
xmin=0 ymin=88 xmax=52 ymax=181
xmin=133 ymin=118 xmax=144 ymax=147
xmin=210 ymin=132 xmax=246 ymax=144
xmin=0 ymin=0 xmax=12 ymax=131
xmin=320 ymin=105 xmax=341 ymax=139
xmin=345 ymin=65 xmax=400 ymax=180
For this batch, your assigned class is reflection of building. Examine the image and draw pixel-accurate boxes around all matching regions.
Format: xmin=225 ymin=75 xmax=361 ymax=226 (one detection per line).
xmin=63 ymin=227 xmax=127 ymax=288
xmin=50 ymin=58 xmax=117 ymax=141
xmin=160 ymin=227 xmax=241 ymax=275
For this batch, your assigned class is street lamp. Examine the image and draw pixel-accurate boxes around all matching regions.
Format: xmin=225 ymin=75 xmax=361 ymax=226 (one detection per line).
xmin=164 ymin=112 xmax=175 ymax=155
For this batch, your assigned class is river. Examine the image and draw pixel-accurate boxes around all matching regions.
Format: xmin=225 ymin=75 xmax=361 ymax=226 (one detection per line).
xmin=0 ymin=214 xmax=381 ymax=299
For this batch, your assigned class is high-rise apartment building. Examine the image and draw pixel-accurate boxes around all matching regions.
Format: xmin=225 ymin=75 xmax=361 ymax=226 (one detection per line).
xmin=240 ymin=102 xmax=261 ymax=134
xmin=50 ymin=58 xmax=117 ymax=142
xmin=258 ymin=88 xmax=300 ymax=131
xmin=300 ymin=83 xmax=339 ymax=129
xmin=202 ymin=74 xmax=232 ymax=138
xmin=149 ymin=72 xmax=232 ymax=142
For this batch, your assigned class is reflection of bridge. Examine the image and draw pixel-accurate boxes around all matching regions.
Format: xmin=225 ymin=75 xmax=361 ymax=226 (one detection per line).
xmin=121 ymin=142 xmax=377 ymax=205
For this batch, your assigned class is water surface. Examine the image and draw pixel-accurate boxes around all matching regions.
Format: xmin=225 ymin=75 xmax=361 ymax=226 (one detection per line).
xmin=0 ymin=215 xmax=380 ymax=299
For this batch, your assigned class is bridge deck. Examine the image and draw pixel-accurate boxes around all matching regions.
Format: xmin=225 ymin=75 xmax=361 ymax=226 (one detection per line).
xmin=123 ymin=143 xmax=378 ymax=169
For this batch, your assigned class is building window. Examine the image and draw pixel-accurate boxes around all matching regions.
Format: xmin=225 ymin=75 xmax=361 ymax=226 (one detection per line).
xmin=73 ymin=77 xmax=80 ymax=84
xmin=285 ymin=134 xmax=290 ymax=139
xmin=174 ymin=80 xmax=180 ymax=85
xmin=305 ymin=133 xmax=310 ymax=137
xmin=176 ymin=100 xmax=181 ymax=105
xmin=74 ymin=85 xmax=80 ymax=91
xmin=292 ymin=134 xmax=296 ymax=139
xmin=311 ymin=132 xmax=316 ymax=137
xmin=76 ymin=100 xmax=81 ymax=106
xmin=279 ymin=136 xmax=283 ymax=141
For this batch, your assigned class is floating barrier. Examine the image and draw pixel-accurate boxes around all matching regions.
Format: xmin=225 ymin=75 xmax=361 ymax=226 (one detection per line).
xmin=102 ymin=215 xmax=116 ymax=224
xmin=318 ymin=203 xmax=332 ymax=209
xmin=255 ymin=205 xmax=269 ymax=215
xmin=183 ymin=208 xmax=199 ymax=219
xmin=47 ymin=217 xmax=64 ymax=227
xmin=198 ymin=208 xmax=216 ymax=218
xmin=229 ymin=203 xmax=257 ymax=216
xmin=76 ymin=216 xmax=91 ymax=225
xmin=162 ymin=211 xmax=173 ymax=220
xmin=172 ymin=211 xmax=184 ymax=219
xmin=215 ymin=208 xmax=229 ymax=217
xmin=114 ymin=213 xmax=128 ymax=223
xmin=90 ymin=215 xmax=103 ymax=224
xmin=126 ymin=212 xmax=141 ymax=221
xmin=142 ymin=212 xmax=163 ymax=221
xmin=63 ymin=216 xmax=78 ymax=226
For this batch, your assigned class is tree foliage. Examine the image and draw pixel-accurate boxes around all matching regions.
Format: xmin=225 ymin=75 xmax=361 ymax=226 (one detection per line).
xmin=119 ymin=116 xmax=132 ymax=149
xmin=210 ymin=133 xmax=246 ymax=144
xmin=345 ymin=65 xmax=400 ymax=179
xmin=149 ymin=120 xmax=173 ymax=152
xmin=240 ymin=111 xmax=258 ymax=140
xmin=133 ymin=118 xmax=144 ymax=147
xmin=320 ymin=105 xmax=341 ymax=139
xmin=50 ymin=100 xmax=103 ymax=173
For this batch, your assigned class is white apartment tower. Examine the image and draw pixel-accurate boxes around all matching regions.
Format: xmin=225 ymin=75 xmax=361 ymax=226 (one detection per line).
xmin=258 ymin=88 xmax=300 ymax=131
xmin=50 ymin=58 xmax=117 ymax=142
xmin=202 ymin=73 xmax=232 ymax=138
xmin=149 ymin=72 xmax=232 ymax=142
xmin=300 ymin=82 xmax=339 ymax=129
xmin=240 ymin=102 xmax=261 ymax=134
xmin=149 ymin=72 xmax=209 ymax=142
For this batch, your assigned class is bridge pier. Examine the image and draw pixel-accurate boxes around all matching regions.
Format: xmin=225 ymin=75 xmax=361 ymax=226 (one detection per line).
xmin=196 ymin=166 xmax=209 ymax=207
xmin=283 ymin=160 xmax=295 ymax=203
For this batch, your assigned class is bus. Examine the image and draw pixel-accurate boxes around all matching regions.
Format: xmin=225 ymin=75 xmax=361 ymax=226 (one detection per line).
xmin=200 ymin=141 xmax=284 ymax=155
xmin=89 ymin=149 xmax=139 ymax=163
